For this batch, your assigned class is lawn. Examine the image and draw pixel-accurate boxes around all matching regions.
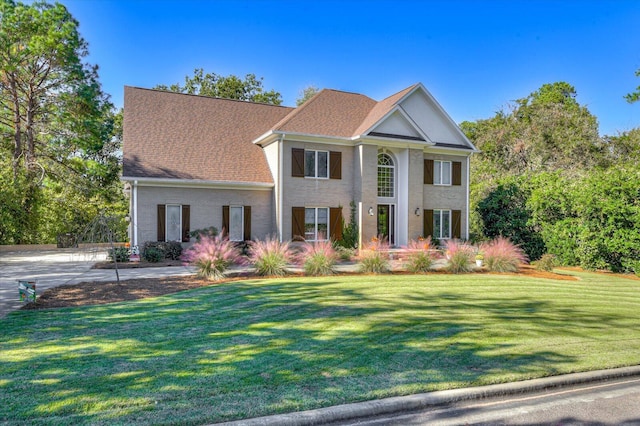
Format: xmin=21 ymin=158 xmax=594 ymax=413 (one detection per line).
xmin=1 ymin=270 xmax=640 ymax=425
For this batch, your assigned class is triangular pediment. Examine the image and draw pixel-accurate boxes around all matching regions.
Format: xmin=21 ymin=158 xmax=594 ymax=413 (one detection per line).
xmin=368 ymin=109 xmax=428 ymax=141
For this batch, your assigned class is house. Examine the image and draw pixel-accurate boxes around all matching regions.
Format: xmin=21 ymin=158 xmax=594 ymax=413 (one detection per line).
xmin=122 ymin=83 xmax=478 ymax=249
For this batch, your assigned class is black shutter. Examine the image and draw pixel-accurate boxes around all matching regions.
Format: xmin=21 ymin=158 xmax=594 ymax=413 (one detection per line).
xmin=329 ymin=151 xmax=342 ymax=179
xmin=424 ymin=159 xmax=434 ymax=184
xmin=292 ymin=207 xmax=305 ymax=241
xmin=243 ymin=206 xmax=251 ymax=241
xmin=292 ymin=148 xmax=305 ymax=177
xmin=452 ymin=210 xmax=462 ymax=239
xmin=181 ymin=205 xmax=190 ymax=242
xmin=423 ymin=209 xmax=434 ymax=238
xmin=452 ymin=162 xmax=462 ymax=186
xmin=330 ymin=207 xmax=343 ymax=241
xmin=157 ymin=204 xmax=166 ymax=242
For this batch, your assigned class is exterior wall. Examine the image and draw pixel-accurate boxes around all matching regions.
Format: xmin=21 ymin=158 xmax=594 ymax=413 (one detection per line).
xmin=423 ymin=152 xmax=470 ymax=239
xmin=280 ymin=139 xmax=354 ymax=241
xmin=355 ymin=144 xmax=379 ymax=246
xmin=402 ymin=91 xmax=463 ymax=145
xmin=407 ymin=148 xmax=425 ymax=241
xmin=262 ymin=141 xmax=281 ymax=238
xmin=134 ymin=185 xmax=274 ymax=245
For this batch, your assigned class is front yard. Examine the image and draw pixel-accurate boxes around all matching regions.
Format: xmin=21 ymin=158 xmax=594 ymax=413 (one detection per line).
xmin=1 ymin=270 xmax=640 ymax=425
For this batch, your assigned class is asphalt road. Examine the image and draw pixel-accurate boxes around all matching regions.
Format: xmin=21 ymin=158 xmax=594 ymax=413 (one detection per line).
xmin=342 ymin=376 xmax=640 ymax=425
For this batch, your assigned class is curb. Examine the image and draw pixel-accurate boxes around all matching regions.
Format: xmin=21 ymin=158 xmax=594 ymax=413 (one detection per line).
xmin=213 ymin=365 xmax=640 ymax=426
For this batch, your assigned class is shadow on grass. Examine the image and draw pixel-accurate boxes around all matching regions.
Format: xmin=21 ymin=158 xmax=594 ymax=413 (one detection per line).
xmin=1 ymin=276 xmax=638 ymax=424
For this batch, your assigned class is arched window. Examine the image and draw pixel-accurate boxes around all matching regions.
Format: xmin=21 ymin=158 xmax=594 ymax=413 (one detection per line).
xmin=377 ymin=152 xmax=395 ymax=197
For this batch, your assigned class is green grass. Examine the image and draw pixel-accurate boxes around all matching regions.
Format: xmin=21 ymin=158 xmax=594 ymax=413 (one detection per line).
xmin=2 ymin=271 xmax=640 ymax=425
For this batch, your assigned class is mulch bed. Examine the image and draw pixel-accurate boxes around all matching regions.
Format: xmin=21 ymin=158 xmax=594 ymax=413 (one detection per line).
xmin=21 ymin=265 xmax=587 ymax=311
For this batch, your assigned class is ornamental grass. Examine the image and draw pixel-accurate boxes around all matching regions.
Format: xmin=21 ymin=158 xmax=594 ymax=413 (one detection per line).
xmin=444 ymin=239 xmax=475 ymax=273
xmin=482 ymin=236 xmax=528 ymax=272
xmin=358 ymin=236 xmax=390 ymax=274
xmin=181 ymin=234 xmax=243 ymax=281
xmin=404 ymin=236 xmax=439 ymax=273
xmin=298 ymin=239 xmax=338 ymax=276
xmin=248 ymin=236 xmax=293 ymax=277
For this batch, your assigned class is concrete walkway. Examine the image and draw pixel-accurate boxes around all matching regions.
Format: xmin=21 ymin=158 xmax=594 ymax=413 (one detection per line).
xmin=0 ymin=249 xmax=194 ymax=318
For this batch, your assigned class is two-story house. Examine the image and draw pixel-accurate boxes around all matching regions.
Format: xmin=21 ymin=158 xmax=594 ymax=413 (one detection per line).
xmin=122 ymin=83 xmax=478 ymax=249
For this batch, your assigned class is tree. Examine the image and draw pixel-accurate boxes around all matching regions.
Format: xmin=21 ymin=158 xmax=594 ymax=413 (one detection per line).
xmin=0 ymin=0 xmax=122 ymax=243
xmin=625 ymin=68 xmax=640 ymax=103
xmin=154 ymin=68 xmax=282 ymax=105
xmin=296 ymin=85 xmax=320 ymax=106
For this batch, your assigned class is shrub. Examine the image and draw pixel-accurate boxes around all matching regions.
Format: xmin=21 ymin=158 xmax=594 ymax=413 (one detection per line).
xmin=249 ymin=236 xmax=293 ymax=277
xmin=444 ymin=239 xmax=475 ymax=273
xmin=404 ymin=237 xmax=437 ymax=273
xmin=334 ymin=245 xmax=356 ymax=261
xmin=482 ymin=236 xmax=528 ymax=272
xmin=534 ymin=253 xmax=558 ymax=272
xmin=107 ymin=246 xmax=130 ymax=263
xmin=141 ymin=241 xmax=183 ymax=260
xmin=298 ymin=240 xmax=338 ymax=276
xmin=190 ymin=226 xmax=219 ymax=242
xmin=144 ymin=247 xmax=163 ymax=263
xmin=358 ymin=236 xmax=390 ymax=274
xmin=336 ymin=200 xmax=358 ymax=249
xmin=181 ymin=234 xmax=242 ymax=281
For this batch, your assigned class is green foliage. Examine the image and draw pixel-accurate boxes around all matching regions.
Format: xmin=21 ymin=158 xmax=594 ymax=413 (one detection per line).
xmin=154 ymin=68 xmax=282 ymax=105
xmin=143 ymin=247 xmax=163 ymax=263
xmin=336 ymin=200 xmax=359 ymax=249
xmin=0 ymin=1 xmax=124 ymax=243
xmin=625 ymin=68 xmax=640 ymax=104
xmin=190 ymin=226 xmax=219 ymax=242
xmin=296 ymin=85 xmax=320 ymax=106
xmin=476 ymin=178 xmax=545 ymax=260
xmin=108 ymin=247 xmax=130 ymax=263
xmin=334 ymin=245 xmax=356 ymax=261
xmin=141 ymin=241 xmax=183 ymax=261
xmin=534 ymin=254 xmax=559 ymax=272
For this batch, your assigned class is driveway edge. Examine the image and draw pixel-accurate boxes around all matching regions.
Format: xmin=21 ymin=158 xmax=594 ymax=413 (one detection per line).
xmin=214 ymin=365 xmax=640 ymax=426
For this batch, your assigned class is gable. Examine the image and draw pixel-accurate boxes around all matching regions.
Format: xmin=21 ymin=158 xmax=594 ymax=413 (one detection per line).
xmin=368 ymin=110 xmax=426 ymax=141
xmin=399 ymin=89 xmax=470 ymax=147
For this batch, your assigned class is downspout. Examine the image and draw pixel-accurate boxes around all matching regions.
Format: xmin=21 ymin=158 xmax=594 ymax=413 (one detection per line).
xmin=133 ymin=180 xmax=138 ymax=247
xmin=466 ymin=155 xmax=470 ymax=240
xmin=278 ymin=134 xmax=285 ymax=242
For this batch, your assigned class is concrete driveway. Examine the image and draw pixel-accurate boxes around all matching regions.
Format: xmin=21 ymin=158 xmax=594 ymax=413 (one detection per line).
xmin=0 ymin=249 xmax=194 ymax=318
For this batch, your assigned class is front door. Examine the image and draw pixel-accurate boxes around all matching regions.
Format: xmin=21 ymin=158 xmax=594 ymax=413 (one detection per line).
xmin=377 ymin=204 xmax=395 ymax=245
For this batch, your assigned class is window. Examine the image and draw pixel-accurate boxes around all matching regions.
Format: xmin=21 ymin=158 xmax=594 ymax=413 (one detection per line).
xmin=157 ymin=204 xmax=190 ymax=242
xmin=434 ymin=160 xmax=452 ymax=185
xmin=304 ymin=150 xmax=329 ymax=178
xmin=377 ymin=152 xmax=395 ymax=197
xmin=434 ymin=209 xmax=451 ymax=239
xmin=222 ymin=205 xmax=251 ymax=241
xmin=304 ymin=207 xmax=329 ymax=241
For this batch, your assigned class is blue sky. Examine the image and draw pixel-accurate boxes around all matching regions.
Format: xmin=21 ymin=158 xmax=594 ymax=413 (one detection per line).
xmin=63 ymin=0 xmax=640 ymax=136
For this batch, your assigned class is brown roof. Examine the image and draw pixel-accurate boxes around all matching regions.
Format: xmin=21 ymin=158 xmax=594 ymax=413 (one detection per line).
xmin=353 ymin=84 xmax=418 ymax=136
xmin=123 ymin=87 xmax=293 ymax=183
xmin=272 ymin=89 xmax=377 ymax=138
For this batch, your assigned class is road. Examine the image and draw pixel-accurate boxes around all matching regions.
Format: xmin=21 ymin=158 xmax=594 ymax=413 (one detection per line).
xmin=341 ymin=376 xmax=640 ymax=425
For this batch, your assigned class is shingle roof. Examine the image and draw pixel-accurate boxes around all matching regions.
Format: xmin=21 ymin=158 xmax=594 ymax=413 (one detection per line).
xmin=271 ymin=89 xmax=377 ymax=138
xmin=123 ymin=87 xmax=293 ymax=183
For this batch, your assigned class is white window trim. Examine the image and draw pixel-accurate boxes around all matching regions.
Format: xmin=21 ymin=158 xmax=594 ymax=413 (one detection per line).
xmin=166 ymin=204 xmax=182 ymax=242
xmin=434 ymin=209 xmax=451 ymax=240
xmin=434 ymin=160 xmax=452 ymax=186
xmin=229 ymin=205 xmax=244 ymax=242
xmin=304 ymin=150 xmax=329 ymax=179
xmin=304 ymin=207 xmax=329 ymax=241
xmin=377 ymin=152 xmax=395 ymax=198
